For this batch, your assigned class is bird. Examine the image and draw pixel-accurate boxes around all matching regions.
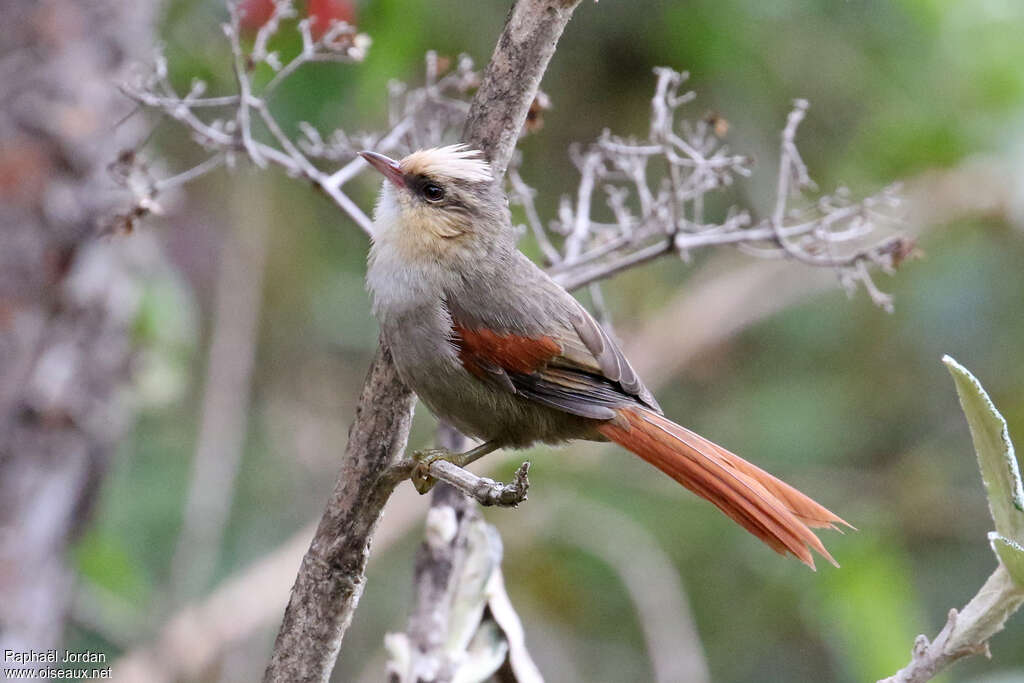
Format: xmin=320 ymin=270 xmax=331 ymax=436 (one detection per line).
xmin=360 ymin=144 xmax=848 ymax=569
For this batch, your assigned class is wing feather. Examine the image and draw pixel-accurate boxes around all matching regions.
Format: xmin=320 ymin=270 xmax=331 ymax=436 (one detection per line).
xmin=568 ymin=304 xmax=660 ymax=412
xmin=449 ymin=296 xmax=659 ymax=420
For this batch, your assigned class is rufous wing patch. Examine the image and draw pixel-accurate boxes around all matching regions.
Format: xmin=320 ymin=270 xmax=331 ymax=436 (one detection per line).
xmin=452 ymin=324 xmax=561 ymax=378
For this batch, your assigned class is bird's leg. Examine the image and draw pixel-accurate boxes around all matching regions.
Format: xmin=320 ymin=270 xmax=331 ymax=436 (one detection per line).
xmin=410 ymin=441 xmax=501 ymax=494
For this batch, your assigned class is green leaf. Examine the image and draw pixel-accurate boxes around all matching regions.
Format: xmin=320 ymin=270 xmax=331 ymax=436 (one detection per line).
xmin=990 ymin=533 xmax=1024 ymax=587
xmin=944 ymin=355 xmax=1024 ymax=584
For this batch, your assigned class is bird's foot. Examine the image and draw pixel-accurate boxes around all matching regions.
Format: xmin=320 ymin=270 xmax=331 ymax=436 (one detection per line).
xmin=409 ymin=441 xmax=500 ymax=495
xmin=410 ymin=448 xmax=456 ymax=494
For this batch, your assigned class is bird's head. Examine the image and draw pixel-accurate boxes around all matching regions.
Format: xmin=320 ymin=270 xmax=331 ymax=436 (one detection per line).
xmin=360 ymin=145 xmax=509 ymax=264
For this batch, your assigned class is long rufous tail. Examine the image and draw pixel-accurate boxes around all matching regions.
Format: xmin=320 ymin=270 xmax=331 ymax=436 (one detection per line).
xmin=597 ymin=407 xmax=850 ymax=569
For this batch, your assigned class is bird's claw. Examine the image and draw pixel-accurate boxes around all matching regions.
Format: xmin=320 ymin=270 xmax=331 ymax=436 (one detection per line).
xmin=410 ymin=448 xmax=453 ymax=495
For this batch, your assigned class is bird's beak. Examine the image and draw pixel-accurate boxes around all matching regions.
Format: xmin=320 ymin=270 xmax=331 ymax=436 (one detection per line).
xmin=359 ymin=151 xmax=405 ymax=189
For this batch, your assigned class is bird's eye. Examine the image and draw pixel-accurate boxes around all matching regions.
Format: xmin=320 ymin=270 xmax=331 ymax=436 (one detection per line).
xmin=422 ymin=183 xmax=445 ymax=203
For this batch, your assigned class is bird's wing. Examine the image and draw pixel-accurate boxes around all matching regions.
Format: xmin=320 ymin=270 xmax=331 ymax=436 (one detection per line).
xmin=449 ymin=292 xmax=661 ymax=420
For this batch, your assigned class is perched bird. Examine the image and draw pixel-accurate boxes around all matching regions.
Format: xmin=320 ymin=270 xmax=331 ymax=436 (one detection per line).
xmin=361 ymin=144 xmax=848 ymax=568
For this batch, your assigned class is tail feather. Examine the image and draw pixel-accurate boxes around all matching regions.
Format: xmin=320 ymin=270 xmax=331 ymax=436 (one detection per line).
xmin=597 ymin=407 xmax=849 ymax=569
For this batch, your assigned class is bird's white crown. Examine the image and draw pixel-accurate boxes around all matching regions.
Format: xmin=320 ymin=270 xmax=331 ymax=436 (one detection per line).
xmin=400 ymin=144 xmax=493 ymax=184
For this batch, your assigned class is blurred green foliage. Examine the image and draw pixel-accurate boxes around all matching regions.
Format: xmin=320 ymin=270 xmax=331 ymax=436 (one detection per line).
xmin=69 ymin=0 xmax=1024 ymax=681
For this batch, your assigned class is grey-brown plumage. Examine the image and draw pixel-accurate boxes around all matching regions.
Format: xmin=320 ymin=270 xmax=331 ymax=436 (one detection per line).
xmin=361 ymin=145 xmax=849 ymax=568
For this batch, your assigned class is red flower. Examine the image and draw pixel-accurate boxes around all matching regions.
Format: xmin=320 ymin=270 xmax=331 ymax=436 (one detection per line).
xmin=307 ymin=0 xmax=356 ymax=40
xmin=238 ymin=0 xmax=276 ymax=35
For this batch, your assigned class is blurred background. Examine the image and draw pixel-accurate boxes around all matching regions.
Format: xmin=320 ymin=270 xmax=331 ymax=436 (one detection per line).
xmin=5 ymin=0 xmax=1024 ymax=681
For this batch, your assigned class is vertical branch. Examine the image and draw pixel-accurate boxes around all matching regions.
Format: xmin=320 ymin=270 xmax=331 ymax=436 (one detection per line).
xmin=391 ymin=3 xmax=584 ymax=680
xmin=388 ymin=480 xmax=542 ymax=683
xmin=564 ymin=151 xmax=602 ymax=262
xmin=263 ymin=1 xmax=581 ymax=680
xmin=463 ymin=0 xmax=582 ymax=176
xmin=263 ymin=345 xmax=416 ymax=682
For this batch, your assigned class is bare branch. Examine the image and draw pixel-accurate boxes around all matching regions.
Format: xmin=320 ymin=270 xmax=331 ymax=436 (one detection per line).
xmin=564 ymin=150 xmax=603 ymax=261
xmin=118 ymin=5 xmax=375 ymax=234
xmin=390 ymin=483 xmax=481 ymax=683
xmin=225 ymin=9 xmax=266 ymax=168
xmin=509 ymin=165 xmax=560 ymax=265
xmin=463 ymin=0 xmax=582 ymax=176
xmin=518 ymin=69 xmax=910 ymax=307
xmin=250 ymin=0 xmax=298 ymax=66
xmin=120 ymin=40 xmax=480 ymax=239
xmin=771 ymin=99 xmax=815 ymax=231
xmin=555 ymin=240 xmax=673 ymax=291
xmin=262 ymin=344 xmax=416 ymax=683
xmin=389 ymin=459 xmax=531 ymax=509
xmin=152 ymin=153 xmax=226 ymax=193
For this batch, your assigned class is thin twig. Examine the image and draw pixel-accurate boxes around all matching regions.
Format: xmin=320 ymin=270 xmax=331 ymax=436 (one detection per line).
xmin=388 ymin=460 xmax=531 ymax=508
xmin=522 ymin=72 xmax=907 ymax=306
xmin=225 ymin=12 xmax=265 ymax=168
xmin=152 ymin=153 xmax=225 ymax=192
xmin=509 ymin=166 xmax=560 ymax=265
xmin=564 ymin=150 xmax=602 ymax=261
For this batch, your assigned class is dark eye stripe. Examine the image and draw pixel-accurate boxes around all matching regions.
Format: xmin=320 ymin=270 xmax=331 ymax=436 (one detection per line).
xmin=406 ymin=174 xmax=448 ymax=203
